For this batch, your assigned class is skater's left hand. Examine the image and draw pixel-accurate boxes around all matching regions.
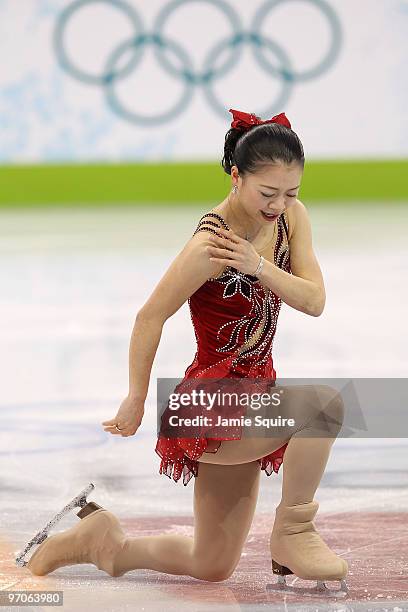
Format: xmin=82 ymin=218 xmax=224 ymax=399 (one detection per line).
xmin=101 ymin=394 xmax=145 ymax=437
xmin=206 ymin=228 xmax=261 ymax=275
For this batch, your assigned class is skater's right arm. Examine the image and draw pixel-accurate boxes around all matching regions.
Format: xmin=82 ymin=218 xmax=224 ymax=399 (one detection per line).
xmin=102 ymin=231 xmax=225 ymax=437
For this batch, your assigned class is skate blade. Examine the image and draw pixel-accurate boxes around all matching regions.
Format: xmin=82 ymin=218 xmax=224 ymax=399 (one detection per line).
xmin=15 ymin=483 xmax=95 ymax=568
xmin=266 ymin=575 xmax=349 ymax=598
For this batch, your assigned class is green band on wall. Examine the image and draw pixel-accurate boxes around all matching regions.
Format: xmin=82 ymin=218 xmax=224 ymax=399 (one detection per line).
xmin=0 ymin=160 xmax=407 ymax=207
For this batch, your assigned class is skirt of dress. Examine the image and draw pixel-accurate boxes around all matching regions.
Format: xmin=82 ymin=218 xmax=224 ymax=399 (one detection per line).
xmin=155 ymin=434 xmax=288 ymax=486
xmin=154 ymin=372 xmax=289 ymax=486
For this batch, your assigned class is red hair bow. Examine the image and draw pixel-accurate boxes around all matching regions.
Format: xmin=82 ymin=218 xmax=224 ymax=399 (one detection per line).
xmin=229 ymin=108 xmax=291 ymax=130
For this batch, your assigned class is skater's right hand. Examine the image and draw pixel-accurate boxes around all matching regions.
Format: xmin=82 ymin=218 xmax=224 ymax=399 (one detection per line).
xmin=101 ymin=394 xmax=145 ymax=437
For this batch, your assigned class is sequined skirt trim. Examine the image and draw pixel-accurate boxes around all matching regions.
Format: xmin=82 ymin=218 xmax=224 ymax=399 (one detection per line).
xmin=155 ymin=436 xmax=288 ymax=486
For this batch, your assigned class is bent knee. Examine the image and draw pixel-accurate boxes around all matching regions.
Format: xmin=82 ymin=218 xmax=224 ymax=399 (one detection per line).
xmin=196 ymin=568 xmax=234 ymax=582
xmin=317 ymin=385 xmax=345 ymax=430
xmin=108 ymin=566 xmax=126 ymax=578
xmin=193 ymin=556 xmax=238 ymax=582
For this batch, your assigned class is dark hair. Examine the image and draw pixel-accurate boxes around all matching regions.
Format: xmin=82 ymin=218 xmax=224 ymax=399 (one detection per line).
xmin=221 ymin=119 xmax=305 ymax=176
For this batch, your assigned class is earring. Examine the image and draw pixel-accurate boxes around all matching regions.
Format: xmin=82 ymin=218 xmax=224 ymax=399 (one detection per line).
xmin=232 ymin=185 xmax=238 ymax=194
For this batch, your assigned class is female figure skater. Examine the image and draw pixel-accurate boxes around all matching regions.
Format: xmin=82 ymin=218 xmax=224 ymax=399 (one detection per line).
xmin=20 ymin=109 xmax=348 ymax=596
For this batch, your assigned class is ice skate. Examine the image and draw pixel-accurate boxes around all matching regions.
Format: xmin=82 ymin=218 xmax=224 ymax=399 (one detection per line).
xmin=267 ymin=500 xmax=349 ymax=598
xmin=15 ymin=483 xmax=127 ymax=577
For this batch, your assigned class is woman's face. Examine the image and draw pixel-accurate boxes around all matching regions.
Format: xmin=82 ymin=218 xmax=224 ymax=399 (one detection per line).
xmin=231 ymin=162 xmax=303 ymax=224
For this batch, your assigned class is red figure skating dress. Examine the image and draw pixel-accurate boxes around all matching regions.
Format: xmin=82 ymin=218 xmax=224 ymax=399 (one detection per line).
xmin=155 ymin=211 xmax=291 ymax=485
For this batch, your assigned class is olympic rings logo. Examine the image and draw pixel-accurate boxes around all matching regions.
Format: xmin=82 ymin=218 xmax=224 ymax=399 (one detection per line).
xmin=54 ymin=0 xmax=342 ymax=125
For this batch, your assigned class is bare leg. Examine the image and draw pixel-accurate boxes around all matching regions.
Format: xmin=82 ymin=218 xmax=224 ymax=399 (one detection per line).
xmin=112 ymin=461 xmax=261 ymax=581
xmin=195 ymin=383 xmax=348 ymax=585
xmin=197 ymin=384 xmax=344 ymax=471
xmin=280 ymin=436 xmax=335 ymax=505
xmin=27 ymin=385 xmax=344 ymax=581
xmin=268 ymin=387 xmax=348 ymax=584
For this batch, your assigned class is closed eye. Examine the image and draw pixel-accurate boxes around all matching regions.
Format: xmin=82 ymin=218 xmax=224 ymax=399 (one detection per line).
xmin=261 ymin=192 xmax=297 ymax=198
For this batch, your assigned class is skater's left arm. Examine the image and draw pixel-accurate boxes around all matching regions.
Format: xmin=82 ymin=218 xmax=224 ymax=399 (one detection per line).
xmin=258 ymin=199 xmax=325 ymax=316
xmin=210 ymin=199 xmax=325 ymax=317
